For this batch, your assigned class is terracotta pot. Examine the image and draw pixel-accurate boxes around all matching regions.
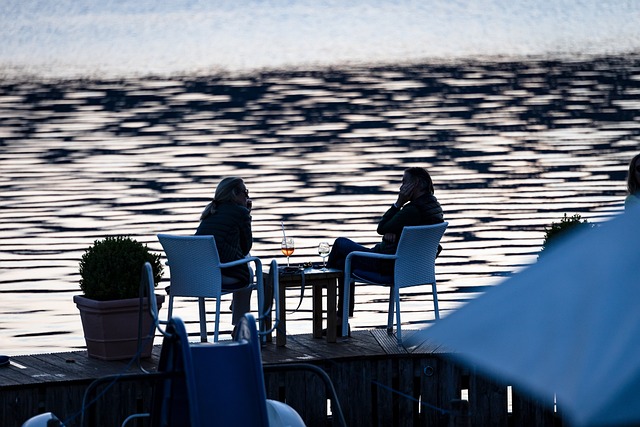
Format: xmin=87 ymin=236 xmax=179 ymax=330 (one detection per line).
xmin=73 ymin=294 xmax=165 ymax=361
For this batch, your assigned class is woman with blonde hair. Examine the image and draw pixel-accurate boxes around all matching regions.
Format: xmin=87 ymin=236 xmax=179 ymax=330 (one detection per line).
xmin=196 ymin=176 xmax=253 ymax=324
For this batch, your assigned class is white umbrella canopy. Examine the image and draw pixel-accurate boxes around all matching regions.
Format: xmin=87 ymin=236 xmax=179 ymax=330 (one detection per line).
xmin=407 ymin=208 xmax=640 ymax=427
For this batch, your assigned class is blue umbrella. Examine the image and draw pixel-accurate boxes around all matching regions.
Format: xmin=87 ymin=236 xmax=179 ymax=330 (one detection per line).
xmin=407 ymin=207 xmax=640 ymax=426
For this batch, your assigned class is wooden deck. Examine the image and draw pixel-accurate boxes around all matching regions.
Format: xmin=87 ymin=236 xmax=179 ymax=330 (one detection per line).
xmin=1 ymin=330 xmax=563 ymax=427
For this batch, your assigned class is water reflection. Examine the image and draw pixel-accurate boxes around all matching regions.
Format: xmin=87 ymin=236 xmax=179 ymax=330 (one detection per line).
xmin=1 ymin=56 xmax=638 ymax=355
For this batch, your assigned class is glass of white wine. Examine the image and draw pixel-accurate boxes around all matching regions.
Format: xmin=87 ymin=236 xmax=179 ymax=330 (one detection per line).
xmin=318 ymin=241 xmax=330 ymax=271
xmin=281 ymin=237 xmax=295 ymax=267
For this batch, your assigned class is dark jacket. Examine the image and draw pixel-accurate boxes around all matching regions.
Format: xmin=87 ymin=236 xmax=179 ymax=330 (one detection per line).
xmin=375 ymin=193 xmax=444 ymax=255
xmin=195 ymin=202 xmax=253 ymax=283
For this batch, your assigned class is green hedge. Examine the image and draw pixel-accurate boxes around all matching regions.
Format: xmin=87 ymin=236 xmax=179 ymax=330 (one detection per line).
xmin=79 ymin=236 xmax=164 ymax=301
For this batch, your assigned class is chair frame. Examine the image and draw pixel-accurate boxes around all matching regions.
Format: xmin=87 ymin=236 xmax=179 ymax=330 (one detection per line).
xmin=157 ymin=234 xmax=265 ymax=342
xmin=341 ymin=222 xmax=448 ymax=344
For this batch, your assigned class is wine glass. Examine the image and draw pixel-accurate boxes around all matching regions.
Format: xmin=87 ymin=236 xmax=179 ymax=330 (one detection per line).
xmin=318 ymin=242 xmax=330 ymax=271
xmin=281 ymin=237 xmax=294 ymax=267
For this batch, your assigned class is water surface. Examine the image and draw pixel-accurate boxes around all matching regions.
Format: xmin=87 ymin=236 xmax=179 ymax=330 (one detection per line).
xmin=2 ymin=0 xmax=640 ymax=356
xmin=1 ymin=56 xmax=638 ymax=355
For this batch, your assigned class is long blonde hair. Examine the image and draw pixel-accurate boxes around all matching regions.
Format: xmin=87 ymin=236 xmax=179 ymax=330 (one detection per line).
xmin=200 ymin=177 xmax=244 ymax=220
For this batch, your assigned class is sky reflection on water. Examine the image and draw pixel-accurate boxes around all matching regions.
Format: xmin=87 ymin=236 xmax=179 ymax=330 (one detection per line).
xmin=2 ymin=0 xmax=640 ymax=78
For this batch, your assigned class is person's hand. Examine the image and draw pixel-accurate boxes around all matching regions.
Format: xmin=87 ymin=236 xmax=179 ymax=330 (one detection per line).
xmin=383 ymin=232 xmax=397 ymax=243
xmin=396 ymin=181 xmax=416 ymax=207
xmin=246 ymin=198 xmax=253 ymax=212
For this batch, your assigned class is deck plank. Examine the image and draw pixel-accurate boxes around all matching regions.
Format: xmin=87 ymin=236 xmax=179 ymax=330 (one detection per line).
xmin=0 ymin=329 xmax=435 ymax=388
xmin=261 ymin=330 xmax=384 ymax=363
xmin=371 ymin=329 xmax=409 ymax=354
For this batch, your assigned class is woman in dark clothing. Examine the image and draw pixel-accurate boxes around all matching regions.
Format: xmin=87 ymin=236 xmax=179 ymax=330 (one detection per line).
xmin=327 ymin=167 xmax=444 ymax=334
xmin=195 ymin=176 xmax=253 ymax=324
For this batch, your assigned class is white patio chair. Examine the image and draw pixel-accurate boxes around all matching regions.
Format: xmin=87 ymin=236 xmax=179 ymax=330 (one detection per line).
xmin=341 ymin=222 xmax=448 ymax=344
xmin=157 ymin=234 xmax=264 ymax=342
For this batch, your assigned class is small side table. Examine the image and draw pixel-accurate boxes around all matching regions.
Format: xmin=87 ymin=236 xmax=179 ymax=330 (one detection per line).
xmin=265 ymin=267 xmax=342 ymax=346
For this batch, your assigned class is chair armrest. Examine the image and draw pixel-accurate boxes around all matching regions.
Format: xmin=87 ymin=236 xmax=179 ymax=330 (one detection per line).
xmin=219 ymin=257 xmax=268 ymax=338
xmin=219 ymin=256 xmax=262 ymax=270
xmin=344 ymin=251 xmax=397 ymax=274
xmin=219 ymin=257 xmax=264 ymax=288
xmin=345 ymin=251 xmax=396 ymax=263
xmin=342 ymin=251 xmax=397 ymax=337
xmin=257 ymin=259 xmax=280 ymax=338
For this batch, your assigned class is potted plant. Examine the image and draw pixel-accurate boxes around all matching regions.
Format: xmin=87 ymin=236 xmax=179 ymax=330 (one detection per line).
xmin=73 ymin=236 xmax=165 ymax=360
xmin=540 ymin=213 xmax=594 ymax=256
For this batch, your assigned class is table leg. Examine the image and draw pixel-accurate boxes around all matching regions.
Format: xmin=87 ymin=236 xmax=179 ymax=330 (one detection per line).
xmin=276 ymin=281 xmax=287 ymax=347
xmin=265 ymin=317 xmax=272 ymax=342
xmin=326 ymin=278 xmax=337 ymax=343
xmin=313 ymin=284 xmax=322 ymax=338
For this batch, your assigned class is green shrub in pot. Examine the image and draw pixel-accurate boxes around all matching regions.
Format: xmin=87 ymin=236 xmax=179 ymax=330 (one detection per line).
xmin=540 ymin=213 xmax=594 ymax=255
xmin=79 ymin=236 xmax=164 ymax=300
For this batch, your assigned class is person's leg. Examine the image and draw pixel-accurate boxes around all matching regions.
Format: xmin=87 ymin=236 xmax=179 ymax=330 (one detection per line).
xmin=327 ymin=237 xmax=380 ymax=335
xmin=328 ymin=237 xmax=366 ymax=308
xmin=222 ymin=275 xmax=253 ymax=326
xmin=327 ymin=237 xmax=369 ymax=269
xmin=230 ymin=288 xmax=253 ymax=325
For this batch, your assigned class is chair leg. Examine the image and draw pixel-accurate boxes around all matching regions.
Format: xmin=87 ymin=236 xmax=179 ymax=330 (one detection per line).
xmin=395 ymin=289 xmax=402 ymax=345
xmin=198 ymin=297 xmax=208 ymax=342
xmin=254 ymin=268 xmax=266 ymax=342
xmin=349 ymin=283 xmax=355 ymax=317
xmin=432 ymin=282 xmax=440 ymax=321
xmin=214 ymin=298 xmax=221 ymax=342
xmin=167 ymin=297 xmax=174 ymax=324
xmin=387 ymin=287 xmax=394 ymax=334
xmin=341 ymin=279 xmax=352 ymax=337
xmin=257 ymin=285 xmax=265 ymax=341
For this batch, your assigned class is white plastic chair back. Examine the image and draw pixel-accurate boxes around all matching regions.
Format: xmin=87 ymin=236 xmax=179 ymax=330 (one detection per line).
xmin=394 ymin=223 xmax=447 ymax=289
xmin=157 ymin=234 xmax=223 ymax=298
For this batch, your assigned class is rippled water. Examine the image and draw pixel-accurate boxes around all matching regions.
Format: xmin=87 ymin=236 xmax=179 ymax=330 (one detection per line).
xmin=1 ymin=56 xmax=638 ymax=356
